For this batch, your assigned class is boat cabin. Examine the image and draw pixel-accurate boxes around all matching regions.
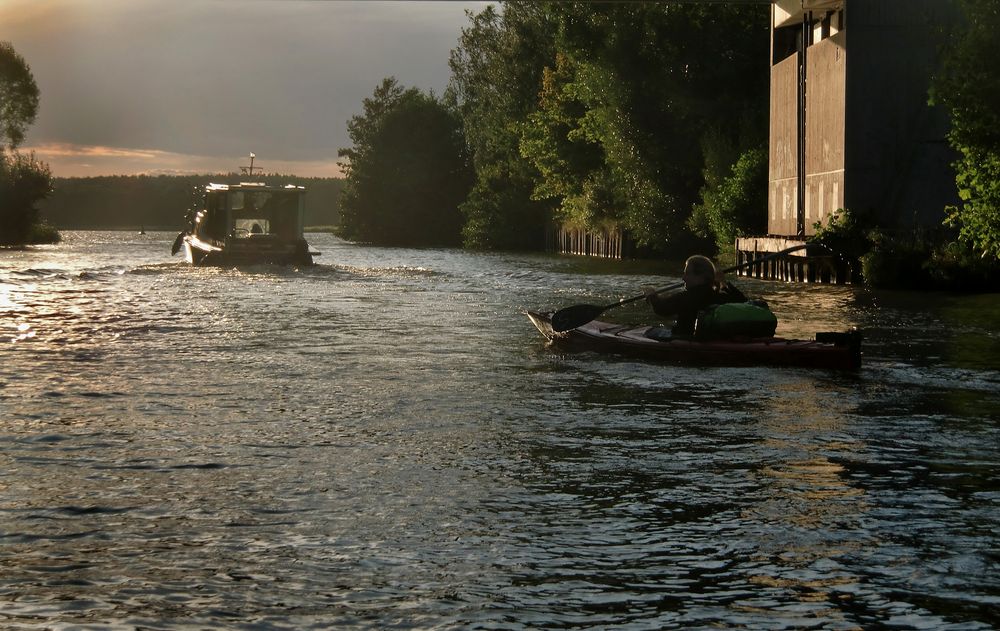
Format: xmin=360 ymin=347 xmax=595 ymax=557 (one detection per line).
xmin=182 ymin=182 xmax=314 ymax=266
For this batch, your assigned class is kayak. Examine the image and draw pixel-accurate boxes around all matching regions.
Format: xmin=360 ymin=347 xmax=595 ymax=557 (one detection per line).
xmin=527 ymin=311 xmax=862 ymax=370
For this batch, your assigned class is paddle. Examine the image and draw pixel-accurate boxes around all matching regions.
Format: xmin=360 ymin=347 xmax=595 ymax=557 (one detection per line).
xmin=170 ymin=231 xmax=186 ymax=256
xmin=550 ymin=244 xmax=817 ymax=332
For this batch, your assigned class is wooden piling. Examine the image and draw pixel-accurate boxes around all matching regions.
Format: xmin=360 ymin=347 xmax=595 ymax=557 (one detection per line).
xmin=733 ymin=236 xmax=858 ymax=285
xmin=547 ymin=223 xmax=632 ymax=259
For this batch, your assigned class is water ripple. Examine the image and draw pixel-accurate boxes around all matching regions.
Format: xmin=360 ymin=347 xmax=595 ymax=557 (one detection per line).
xmin=0 ymin=232 xmax=997 ymax=629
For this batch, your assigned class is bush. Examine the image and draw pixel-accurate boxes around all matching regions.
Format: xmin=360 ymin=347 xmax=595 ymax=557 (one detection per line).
xmin=26 ymin=221 xmax=60 ymax=244
xmin=810 ymin=207 xmax=1000 ymax=290
xmin=860 ymin=229 xmax=933 ymax=289
xmin=930 ymin=0 xmax=1000 ymax=262
xmin=0 ymin=150 xmax=54 ymax=246
xmin=689 ymin=145 xmax=767 ymax=252
xmin=925 ymin=239 xmax=1000 ymax=289
xmin=861 ymin=229 xmax=1000 ymax=291
xmin=810 ymin=207 xmax=876 ymax=261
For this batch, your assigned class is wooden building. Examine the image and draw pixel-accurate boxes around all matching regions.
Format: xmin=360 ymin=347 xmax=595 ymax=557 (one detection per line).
xmin=739 ymin=0 xmax=960 ymax=282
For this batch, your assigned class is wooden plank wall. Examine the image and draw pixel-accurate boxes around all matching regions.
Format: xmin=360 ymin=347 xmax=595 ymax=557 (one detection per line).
xmin=804 ymin=32 xmax=847 ymax=235
xmin=768 ymin=53 xmax=799 ymax=236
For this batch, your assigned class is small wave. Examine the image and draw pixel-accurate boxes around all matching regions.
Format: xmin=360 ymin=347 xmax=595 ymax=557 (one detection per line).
xmin=23 ymin=563 xmax=96 ymax=573
xmin=17 ymin=433 xmax=72 ymax=443
xmin=0 ymin=529 xmax=101 ymax=542
xmin=95 ymin=462 xmax=157 ymax=471
xmin=335 ymin=264 xmax=444 ymax=279
xmin=70 ymin=350 xmax=107 ymax=362
xmin=4 ymin=267 xmax=127 ymax=282
xmin=77 ymin=390 xmax=128 ymax=398
xmin=128 ymin=262 xmax=187 ymax=275
xmin=170 ymin=462 xmax=228 ymax=470
xmin=57 ymin=505 xmax=131 ymax=516
xmin=11 ymin=267 xmax=72 ymax=279
xmin=865 ymin=361 xmax=1000 ymax=393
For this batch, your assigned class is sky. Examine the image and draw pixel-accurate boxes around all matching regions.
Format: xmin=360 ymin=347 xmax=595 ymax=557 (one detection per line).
xmin=0 ymin=0 xmax=491 ymax=178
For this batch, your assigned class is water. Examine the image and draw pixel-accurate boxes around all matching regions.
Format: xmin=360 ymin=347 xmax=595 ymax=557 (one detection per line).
xmin=2 ymin=231 xmax=998 ymax=630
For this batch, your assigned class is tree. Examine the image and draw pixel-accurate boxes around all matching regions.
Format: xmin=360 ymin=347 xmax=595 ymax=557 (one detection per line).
xmin=0 ymin=41 xmax=39 ymax=150
xmin=0 ymin=41 xmax=53 ymax=246
xmin=689 ymin=140 xmax=768 ymax=251
xmin=0 ymin=151 xmax=52 ymax=245
xmin=931 ymin=0 xmax=1000 ymax=261
xmin=519 ymin=52 xmax=618 ymax=230
xmin=517 ymin=3 xmax=769 ymax=254
xmin=338 ymin=78 xmax=472 ymax=247
xmin=447 ymin=2 xmax=557 ymax=250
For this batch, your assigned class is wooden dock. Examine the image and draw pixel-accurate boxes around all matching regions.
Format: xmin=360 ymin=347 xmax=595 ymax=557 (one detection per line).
xmin=735 ymin=237 xmax=857 ymax=284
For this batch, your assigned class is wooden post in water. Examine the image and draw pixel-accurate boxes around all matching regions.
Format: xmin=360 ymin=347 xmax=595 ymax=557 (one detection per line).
xmin=548 ymin=223 xmax=630 ymax=259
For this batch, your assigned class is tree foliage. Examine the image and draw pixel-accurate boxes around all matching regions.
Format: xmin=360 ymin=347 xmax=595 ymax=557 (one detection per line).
xmin=0 ymin=41 xmax=52 ymax=245
xmin=447 ymin=2 xmax=556 ymax=250
xmin=689 ymin=142 xmax=768 ymax=251
xmin=520 ymin=52 xmax=618 ymax=229
xmin=449 ymin=2 xmax=769 ymax=254
xmin=0 ymin=151 xmax=51 ymax=245
xmin=338 ymin=78 xmax=473 ymax=247
xmin=0 ymin=41 xmax=39 ymax=150
xmin=931 ymin=0 xmax=1000 ymax=261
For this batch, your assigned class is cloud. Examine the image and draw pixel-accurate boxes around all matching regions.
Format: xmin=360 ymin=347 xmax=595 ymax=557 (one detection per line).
xmin=29 ymin=143 xmax=163 ymax=159
xmin=23 ymin=142 xmax=344 ymax=178
xmin=1 ymin=0 xmax=492 ymax=176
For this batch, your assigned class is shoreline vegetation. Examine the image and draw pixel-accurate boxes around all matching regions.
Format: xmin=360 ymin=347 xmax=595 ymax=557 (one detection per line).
xmin=3 ymin=225 xmax=341 ymax=234
xmin=5 ymin=1 xmax=999 ymax=292
xmin=0 ymin=42 xmax=52 ymax=248
xmin=34 ymin=174 xmax=344 ymax=234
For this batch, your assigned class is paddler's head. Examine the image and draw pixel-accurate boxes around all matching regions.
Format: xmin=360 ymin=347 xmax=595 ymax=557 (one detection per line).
xmin=683 ymin=255 xmax=716 ymax=290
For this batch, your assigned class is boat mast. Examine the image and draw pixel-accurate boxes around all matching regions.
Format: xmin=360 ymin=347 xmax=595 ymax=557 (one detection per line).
xmin=239 ymin=152 xmax=262 ymax=177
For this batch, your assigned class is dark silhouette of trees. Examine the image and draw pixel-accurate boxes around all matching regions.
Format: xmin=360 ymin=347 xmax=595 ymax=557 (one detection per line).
xmin=338 ymin=78 xmax=472 ymax=247
xmin=447 ymin=2 xmax=557 ymax=250
xmin=0 ymin=41 xmax=54 ymax=246
xmin=448 ymin=3 xmax=769 ymax=255
xmin=932 ymin=0 xmax=1000 ymax=261
xmin=0 ymin=41 xmax=38 ymax=149
xmin=38 ymin=174 xmax=342 ymax=230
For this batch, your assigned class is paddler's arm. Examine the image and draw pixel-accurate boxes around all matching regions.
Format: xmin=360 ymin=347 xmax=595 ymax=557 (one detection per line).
xmin=646 ymin=289 xmax=688 ymax=318
xmin=718 ymin=280 xmax=747 ymax=303
xmin=714 ymin=267 xmax=747 ymax=302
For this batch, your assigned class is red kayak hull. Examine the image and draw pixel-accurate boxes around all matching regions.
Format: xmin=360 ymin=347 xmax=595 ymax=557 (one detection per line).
xmin=527 ymin=311 xmax=861 ymax=370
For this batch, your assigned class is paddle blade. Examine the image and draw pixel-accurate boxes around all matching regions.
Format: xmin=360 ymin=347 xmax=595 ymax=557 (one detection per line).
xmin=551 ymin=304 xmax=606 ymax=332
xmin=170 ymin=232 xmax=185 ymax=256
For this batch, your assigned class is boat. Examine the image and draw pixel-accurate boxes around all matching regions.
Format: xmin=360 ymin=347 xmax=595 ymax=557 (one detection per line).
xmin=172 ymin=154 xmax=317 ymax=266
xmin=171 ymin=181 xmax=316 ymax=266
xmin=527 ymin=311 xmax=862 ymax=370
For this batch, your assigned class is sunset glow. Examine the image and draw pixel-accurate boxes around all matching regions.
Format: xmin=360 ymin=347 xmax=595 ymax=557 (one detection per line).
xmin=22 ymin=143 xmax=345 ymax=178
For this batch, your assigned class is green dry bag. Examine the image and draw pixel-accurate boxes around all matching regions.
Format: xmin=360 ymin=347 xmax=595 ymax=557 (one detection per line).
xmin=695 ymin=301 xmax=777 ymax=340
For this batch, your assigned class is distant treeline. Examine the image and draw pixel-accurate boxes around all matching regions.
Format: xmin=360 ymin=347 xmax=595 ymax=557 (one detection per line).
xmin=38 ymin=174 xmax=343 ymax=230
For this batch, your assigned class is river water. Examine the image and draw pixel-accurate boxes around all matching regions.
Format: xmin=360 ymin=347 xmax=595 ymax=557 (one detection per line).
xmin=2 ymin=231 xmax=998 ymax=630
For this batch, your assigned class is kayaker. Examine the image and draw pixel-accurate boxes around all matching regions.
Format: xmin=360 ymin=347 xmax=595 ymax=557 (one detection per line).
xmin=646 ymin=255 xmax=747 ymax=337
